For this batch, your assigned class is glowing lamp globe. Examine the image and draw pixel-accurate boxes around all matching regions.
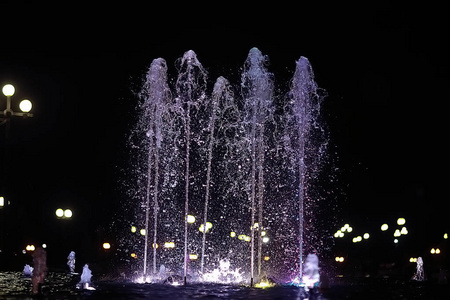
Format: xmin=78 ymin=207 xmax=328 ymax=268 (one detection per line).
xmin=19 ymin=99 xmax=32 ymax=112
xmin=64 ymin=209 xmax=72 ymax=218
xmin=56 ymin=208 xmax=64 ymax=217
xmin=2 ymin=84 xmax=15 ymax=97
xmin=187 ymin=215 xmax=195 ymax=223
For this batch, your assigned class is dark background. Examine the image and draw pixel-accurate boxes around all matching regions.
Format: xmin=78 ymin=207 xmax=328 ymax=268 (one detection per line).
xmin=0 ymin=2 xmax=448 ymax=272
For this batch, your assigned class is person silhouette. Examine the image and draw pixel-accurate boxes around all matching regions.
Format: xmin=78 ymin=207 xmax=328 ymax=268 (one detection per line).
xmin=31 ymin=246 xmax=47 ymax=295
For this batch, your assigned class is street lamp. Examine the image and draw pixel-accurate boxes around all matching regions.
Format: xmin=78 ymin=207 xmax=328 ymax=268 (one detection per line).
xmin=55 ymin=208 xmax=72 ymax=219
xmin=1 ymin=84 xmax=34 ymax=126
xmin=1 ymin=85 xmax=34 ymax=244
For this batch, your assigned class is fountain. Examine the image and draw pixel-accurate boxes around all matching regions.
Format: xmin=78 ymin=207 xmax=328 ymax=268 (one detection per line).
xmin=67 ymin=251 xmax=76 ymax=274
xmin=23 ymin=264 xmax=33 ymax=276
xmin=120 ymin=47 xmax=330 ymax=286
xmin=201 ymin=258 xmax=244 ymax=284
xmin=412 ymin=256 xmax=425 ymax=281
xmin=301 ymin=253 xmax=320 ymax=291
xmin=77 ymin=264 xmax=96 ymax=290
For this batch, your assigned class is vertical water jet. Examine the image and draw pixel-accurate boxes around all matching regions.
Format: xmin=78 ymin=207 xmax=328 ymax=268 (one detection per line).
xmin=174 ymin=50 xmax=208 ymax=283
xmin=139 ymin=58 xmax=172 ymax=276
xmin=282 ymin=56 xmax=324 ymax=280
xmin=240 ymin=47 xmax=274 ymax=283
xmin=200 ymin=76 xmax=234 ymax=273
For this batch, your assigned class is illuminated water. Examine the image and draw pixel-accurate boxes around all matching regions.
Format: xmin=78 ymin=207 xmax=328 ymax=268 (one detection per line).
xmin=117 ymin=47 xmax=335 ymax=285
xmin=0 ymin=271 xmax=447 ymax=299
xmin=412 ymin=257 xmax=425 ymax=281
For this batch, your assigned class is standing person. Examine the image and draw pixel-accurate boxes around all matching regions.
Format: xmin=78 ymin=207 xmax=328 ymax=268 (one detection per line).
xmin=31 ymin=246 xmax=48 ymax=295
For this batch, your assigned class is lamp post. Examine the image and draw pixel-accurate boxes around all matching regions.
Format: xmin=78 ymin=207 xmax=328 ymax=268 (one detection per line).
xmin=0 ymin=84 xmax=34 ymax=250
xmin=1 ymin=84 xmax=34 ymax=190
xmin=1 ymin=84 xmax=34 ymax=128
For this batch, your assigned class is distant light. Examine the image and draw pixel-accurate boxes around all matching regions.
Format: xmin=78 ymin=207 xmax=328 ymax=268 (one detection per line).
xmin=131 ymin=226 xmax=137 ymax=233
xmin=262 ymin=237 xmax=269 ymax=243
xmin=335 ymin=256 xmax=344 ymax=262
xmin=2 ymin=84 xmax=15 ymax=96
xmin=0 ymin=196 xmax=4 ymax=207
xmin=189 ymin=254 xmax=198 ymax=260
xmin=230 ymin=232 xmax=236 ymax=237
xmin=397 ymin=218 xmax=406 ymax=226
xmin=410 ymin=257 xmax=417 ymax=263
xmin=64 ymin=209 xmax=72 ymax=218
xmin=19 ymin=99 xmax=32 ymax=112
xmin=42 ymin=244 xmax=47 ymax=249
xmin=261 ymin=231 xmax=266 ymax=236
xmin=381 ymin=224 xmax=389 ymax=231
xmin=400 ymin=227 xmax=408 ymax=235
xmin=199 ymin=222 xmax=212 ymax=233
xmin=431 ymin=248 xmax=441 ymax=255
xmin=334 ymin=230 xmax=344 ymax=238
xmin=341 ymin=224 xmax=352 ymax=232
xmin=55 ymin=208 xmax=64 ymax=217
xmin=26 ymin=245 xmax=35 ymax=251
xmin=394 ymin=239 xmax=399 ymax=244
xmin=131 ymin=253 xmax=137 ymax=258
xmin=352 ymin=236 xmax=362 ymax=243
xmin=244 ymin=236 xmax=251 ymax=242
xmin=444 ymin=233 xmax=448 ymax=239
xmin=164 ymin=242 xmax=175 ymax=248
xmin=187 ymin=215 xmax=195 ymax=223
xmin=263 ymin=256 xmax=270 ymax=261
xmin=363 ymin=233 xmax=370 ymax=239
xmin=103 ymin=242 xmax=111 ymax=249
xmin=140 ymin=229 xmax=146 ymax=236
xmin=255 ymin=281 xmax=270 ymax=288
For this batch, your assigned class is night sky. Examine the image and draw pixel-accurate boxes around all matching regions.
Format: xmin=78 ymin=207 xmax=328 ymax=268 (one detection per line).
xmin=0 ymin=3 xmax=448 ymax=266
